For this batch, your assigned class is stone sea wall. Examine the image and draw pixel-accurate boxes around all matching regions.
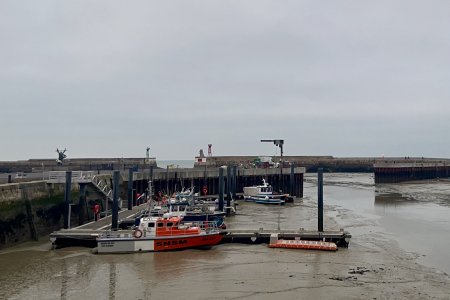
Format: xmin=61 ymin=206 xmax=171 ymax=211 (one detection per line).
xmin=0 ymin=181 xmax=79 ymax=248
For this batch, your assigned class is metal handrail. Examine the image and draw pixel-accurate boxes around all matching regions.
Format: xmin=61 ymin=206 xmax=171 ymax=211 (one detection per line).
xmin=47 ymin=171 xmax=95 ymax=182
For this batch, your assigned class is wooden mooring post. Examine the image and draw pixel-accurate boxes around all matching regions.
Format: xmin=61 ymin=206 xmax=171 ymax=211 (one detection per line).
xmin=111 ymin=170 xmax=120 ymax=230
xmin=318 ymin=168 xmax=324 ymax=232
xmin=63 ymin=171 xmax=72 ymax=229
xmin=218 ymin=167 xmax=224 ymax=212
xmin=127 ymin=168 xmax=133 ymax=210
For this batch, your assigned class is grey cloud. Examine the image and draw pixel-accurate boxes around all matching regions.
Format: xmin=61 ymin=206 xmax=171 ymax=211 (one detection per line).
xmin=1 ymin=1 xmax=450 ymax=159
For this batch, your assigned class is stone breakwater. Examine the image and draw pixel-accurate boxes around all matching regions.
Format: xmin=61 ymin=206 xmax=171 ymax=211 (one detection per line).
xmin=0 ymin=157 xmax=157 ymax=173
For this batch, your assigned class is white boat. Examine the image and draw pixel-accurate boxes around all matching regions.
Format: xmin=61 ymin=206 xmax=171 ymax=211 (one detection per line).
xmin=168 ymin=188 xmax=195 ymax=204
xmin=243 ymin=179 xmax=285 ymax=205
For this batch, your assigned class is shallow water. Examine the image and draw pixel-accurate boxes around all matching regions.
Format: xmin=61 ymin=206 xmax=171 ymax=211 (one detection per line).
xmin=1 ymin=173 xmax=449 ymax=299
xmin=305 ymin=173 xmax=450 ymax=274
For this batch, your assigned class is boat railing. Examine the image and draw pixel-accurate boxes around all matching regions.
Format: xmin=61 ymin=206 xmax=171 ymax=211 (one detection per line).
xmin=98 ymin=230 xmax=134 ymax=239
xmin=193 ymin=221 xmax=220 ymax=232
xmin=99 ymin=220 xmax=220 ymax=239
xmin=171 ymin=220 xmax=220 ymax=234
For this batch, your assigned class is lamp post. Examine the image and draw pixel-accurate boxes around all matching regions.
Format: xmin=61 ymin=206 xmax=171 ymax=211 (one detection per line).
xmin=260 ymin=139 xmax=284 ymax=192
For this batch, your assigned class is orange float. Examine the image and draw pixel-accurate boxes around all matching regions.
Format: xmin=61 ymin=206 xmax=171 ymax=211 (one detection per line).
xmin=269 ymin=239 xmax=337 ymax=251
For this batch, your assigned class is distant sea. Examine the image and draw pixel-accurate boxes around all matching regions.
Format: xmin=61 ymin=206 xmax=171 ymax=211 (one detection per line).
xmin=156 ymin=160 xmax=194 ymax=169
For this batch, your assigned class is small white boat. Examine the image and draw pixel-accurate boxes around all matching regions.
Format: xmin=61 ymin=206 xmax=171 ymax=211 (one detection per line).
xmin=243 ymin=179 xmax=285 ymax=205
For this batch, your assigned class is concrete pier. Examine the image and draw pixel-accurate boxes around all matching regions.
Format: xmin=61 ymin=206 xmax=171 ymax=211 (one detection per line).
xmin=145 ymin=167 xmax=304 ymax=198
xmin=50 ymin=226 xmax=351 ymax=249
xmin=374 ymin=161 xmax=450 ymax=183
xmin=49 ymin=199 xmax=351 ymax=249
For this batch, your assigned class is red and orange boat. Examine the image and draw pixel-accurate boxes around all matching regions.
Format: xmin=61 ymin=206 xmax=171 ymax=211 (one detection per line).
xmin=97 ymin=214 xmax=223 ymax=253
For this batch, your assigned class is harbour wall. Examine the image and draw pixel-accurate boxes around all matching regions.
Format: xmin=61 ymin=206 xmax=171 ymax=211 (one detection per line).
xmin=147 ymin=167 xmax=304 ymax=198
xmin=196 ymin=156 xmax=450 ymax=173
xmin=0 ymin=182 xmax=77 ymax=248
xmin=374 ymin=162 xmax=450 ymax=183
xmin=4 ymin=156 xmax=449 ymax=175
xmin=196 ymin=156 xmax=375 ymax=172
xmin=0 ymin=157 xmax=157 ymax=173
xmin=0 ymin=178 xmax=123 ymax=249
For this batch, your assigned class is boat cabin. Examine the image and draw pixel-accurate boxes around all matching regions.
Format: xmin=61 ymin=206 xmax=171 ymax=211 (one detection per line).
xmin=243 ymin=179 xmax=273 ymax=197
xmin=137 ymin=215 xmax=201 ymax=237
xmin=260 ymin=185 xmax=272 ymax=194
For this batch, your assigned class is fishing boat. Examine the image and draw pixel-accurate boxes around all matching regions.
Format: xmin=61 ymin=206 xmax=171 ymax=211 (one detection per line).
xmin=118 ymin=199 xmax=228 ymax=229
xmin=149 ymin=202 xmax=227 ymax=228
xmin=243 ymin=179 xmax=286 ymax=205
xmin=183 ymin=204 xmax=227 ymax=228
xmin=97 ymin=214 xmax=223 ymax=253
xmin=168 ymin=188 xmax=195 ymax=205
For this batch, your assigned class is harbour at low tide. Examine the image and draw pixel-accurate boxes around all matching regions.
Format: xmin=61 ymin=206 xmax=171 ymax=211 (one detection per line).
xmin=312 ymin=173 xmax=450 ymax=275
xmin=1 ymin=173 xmax=450 ymax=299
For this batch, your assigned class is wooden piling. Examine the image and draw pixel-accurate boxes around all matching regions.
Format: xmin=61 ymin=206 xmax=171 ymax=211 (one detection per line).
xmin=218 ymin=167 xmax=224 ymax=212
xmin=111 ymin=170 xmax=120 ymax=230
xmin=63 ymin=171 xmax=72 ymax=229
xmin=127 ymin=169 xmax=133 ymax=209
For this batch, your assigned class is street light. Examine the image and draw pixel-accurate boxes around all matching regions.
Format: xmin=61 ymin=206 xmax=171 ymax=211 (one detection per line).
xmin=261 ymin=139 xmax=284 ymax=192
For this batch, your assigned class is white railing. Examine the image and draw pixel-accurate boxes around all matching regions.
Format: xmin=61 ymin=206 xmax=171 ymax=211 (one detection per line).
xmin=47 ymin=171 xmax=95 ymax=183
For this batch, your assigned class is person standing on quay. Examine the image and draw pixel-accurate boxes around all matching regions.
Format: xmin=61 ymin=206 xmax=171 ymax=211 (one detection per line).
xmin=94 ymin=203 xmax=100 ymax=221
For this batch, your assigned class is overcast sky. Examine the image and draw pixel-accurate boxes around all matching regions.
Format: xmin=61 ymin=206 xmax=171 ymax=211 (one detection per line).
xmin=1 ymin=1 xmax=450 ymax=160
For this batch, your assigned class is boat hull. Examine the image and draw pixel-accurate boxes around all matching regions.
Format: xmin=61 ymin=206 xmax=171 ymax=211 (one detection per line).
xmin=97 ymin=233 xmax=223 ymax=254
xmin=254 ymin=199 xmax=285 ymax=205
xmin=245 ymin=195 xmax=285 ymax=204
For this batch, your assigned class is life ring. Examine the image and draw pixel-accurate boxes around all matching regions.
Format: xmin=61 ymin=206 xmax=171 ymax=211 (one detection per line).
xmin=202 ymin=186 xmax=208 ymax=195
xmin=133 ymin=229 xmax=143 ymax=239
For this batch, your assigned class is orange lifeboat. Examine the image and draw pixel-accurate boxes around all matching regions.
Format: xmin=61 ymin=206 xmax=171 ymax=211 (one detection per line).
xmin=97 ymin=215 xmax=223 ymax=253
xmin=269 ymin=239 xmax=337 ymax=251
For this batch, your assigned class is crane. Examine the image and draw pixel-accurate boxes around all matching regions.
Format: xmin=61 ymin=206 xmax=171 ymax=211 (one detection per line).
xmin=260 ymin=139 xmax=284 ymax=192
xmin=260 ymin=139 xmax=284 ymax=158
